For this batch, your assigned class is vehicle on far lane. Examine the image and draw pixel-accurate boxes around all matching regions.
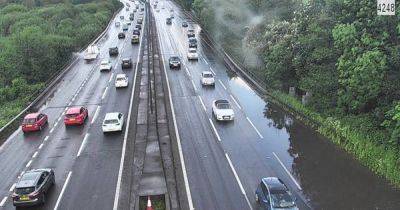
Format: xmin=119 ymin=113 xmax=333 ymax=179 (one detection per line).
xmin=255 ymin=177 xmax=298 ymax=210
xmin=21 ymin=113 xmax=48 ymax=133
xmin=169 ymin=56 xmax=181 ymax=69
xmin=201 ymin=71 xmax=215 ymax=86
xmin=115 ymin=21 xmax=120 ymax=27
xmin=166 ymin=17 xmax=172 ymax=25
xmin=102 ymin=112 xmax=124 ymax=133
xmin=187 ymin=29 xmax=195 ymax=37
xmin=122 ymin=23 xmax=128 ymax=31
xmin=212 ymin=99 xmax=234 ymax=121
xmin=189 ymin=37 xmax=197 ymax=48
xmin=64 ymin=106 xmax=88 ymax=126
xmin=100 ymin=59 xmax=112 ymax=71
xmin=12 ymin=168 xmax=55 ymax=207
xmin=137 ymin=17 xmax=143 ymax=24
xmin=135 ymin=24 xmax=142 ymax=30
xmin=118 ymin=32 xmax=126 ymax=39
xmin=120 ymin=15 xmax=124 ymax=20
xmin=187 ymin=48 xmax=198 ymax=60
xmin=131 ymin=35 xmax=140 ymax=44
xmin=109 ymin=46 xmax=119 ymax=56
xmin=182 ymin=21 xmax=188 ymax=27
xmin=121 ymin=58 xmax=133 ymax=69
xmin=115 ymin=74 xmax=129 ymax=88
xmin=84 ymin=45 xmax=99 ymax=62
xmin=133 ymin=29 xmax=140 ymax=35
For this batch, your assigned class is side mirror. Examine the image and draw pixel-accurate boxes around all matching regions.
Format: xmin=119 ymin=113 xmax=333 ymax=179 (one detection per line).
xmin=262 ymin=199 xmax=269 ymax=204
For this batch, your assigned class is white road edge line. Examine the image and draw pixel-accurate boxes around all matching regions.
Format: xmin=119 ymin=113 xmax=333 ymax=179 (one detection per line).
xmin=25 ymin=160 xmax=32 ymax=168
xmin=49 ymin=127 xmax=54 ymax=134
xmin=9 ymin=183 xmax=15 ymax=192
xmin=230 ymin=94 xmax=242 ymax=109
xmin=208 ymin=118 xmax=221 ymax=142
xmin=109 ymin=73 xmax=114 ymax=83
xmin=113 ymin=9 xmax=146 ymax=210
xmin=91 ymin=106 xmax=101 ymax=124
xmin=101 ymin=86 xmax=109 ymax=100
xmin=198 ymin=96 xmax=206 ymax=111
xmin=77 ymin=133 xmax=90 ymax=157
xmin=203 ymin=57 xmax=208 ymax=64
xmin=218 ymin=79 xmax=227 ymax=90
xmin=156 ymin=21 xmax=194 ymax=210
xmin=54 ymin=171 xmax=72 ymax=210
xmin=44 ymin=136 xmax=49 ymax=142
xmin=209 ymin=66 xmax=216 ymax=75
xmin=191 ymin=79 xmax=197 ymax=92
xmin=246 ymin=117 xmax=264 ymax=139
xmin=0 ymin=196 xmax=7 ymax=207
xmin=225 ymin=153 xmax=253 ymax=210
xmin=32 ymin=151 xmax=39 ymax=158
xmin=273 ymin=152 xmax=302 ymax=190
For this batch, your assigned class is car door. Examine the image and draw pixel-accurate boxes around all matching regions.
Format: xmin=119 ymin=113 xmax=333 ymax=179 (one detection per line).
xmin=118 ymin=113 xmax=123 ymax=127
xmin=260 ymin=184 xmax=271 ymax=209
xmin=41 ymin=172 xmax=51 ymax=191
xmin=37 ymin=114 xmax=45 ymax=126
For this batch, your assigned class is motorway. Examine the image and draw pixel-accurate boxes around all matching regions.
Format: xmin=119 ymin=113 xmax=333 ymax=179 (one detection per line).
xmin=0 ymin=1 xmax=144 ymax=209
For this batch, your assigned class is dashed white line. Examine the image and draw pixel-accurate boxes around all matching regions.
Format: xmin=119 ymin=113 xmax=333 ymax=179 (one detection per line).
xmin=208 ymin=118 xmax=221 ymax=142
xmin=101 ymin=86 xmax=109 ymax=100
xmin=54 ymin=121 xmax=58 ymax=128
xmin=54 ymin=171 xmax=72 ymax=210
xmin=49 ymin=127 xmax=54 ymax=134
xmin=91 ymin=106 xmax=101 ymax=124
xmin=38 ymin=143 xmax=44 ymax=150
xmin=203 ymin=58 xmax=208 ymax=64
xmin=185 ymin=67 xmax=191 ymax=77
xmin=71 ymin=95 xmax=76 ymax=101
xmin=44 ymin=136 xmax=49 ymax=142
xmin=219 ymin=79 xmax=227 ymax=90
xmin=77 ymin=133 xmax=90 ymax=157
xmin=198 ymin=96 xmax=206 ymax=111
xmin=32 ymin=151 xmax=39 ymax=158
xmin=273 ymin=152 xmax=302 ymax=190
xmin=209 ymin=66 xmax=216 ymax=75
xmin=25 ymin=160 xmax=32 ymax=168
xmin=230 ymin=94 xmax=242 ymax=109
xmin=68 ymin=101 xmax=72 ymax=106
xmin=109 ymin=73 xmax=114 ymax=83
xmin=225 ymin=153 xmax=253 ymax=210
xmin=191 ymin=79 xmax=197 ymax=92
xmin=9 ymin=183 xmax=15 ymax=192
xmin=246 ymin=117 xmax=264 ymax=139
xmin=64 ymin=107 xmax=68 ymax=111
xmin=0 ymin=196 xmax=7 ymax=207
xmin=19 ymin=171 xmax=25 ymax=177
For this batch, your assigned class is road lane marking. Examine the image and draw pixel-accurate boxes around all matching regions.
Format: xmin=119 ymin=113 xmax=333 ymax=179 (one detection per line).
xmin=77 ymin=133 xmax=90 ymax=157
xmin=0 ymin=197 xmax=7 ymax=207
xmin=44 ymin=136 xmax=49 ymax=142
xmin=19 ymin=171 xmax=25 ymax=178
xmin=155 ymin=27 xmax=194 ymax=210
xmin=64 ymin=107 xmax=68 ymax=111
xmin=71 ymin=95 xmax=76 ymax=101
xmin=68 ymin=101 xmax=72 ymax=106
xmin=54 ymin=171 xmax=72 ymax=210
xmin=203 ymin=58 xmax=208 ymax=65
xmin=109 ymin=73 xmax=114 ymax=83
xmin=230 ymin=94 xmax=242 ymax=109
xmin=273 ymin=152 xmax=302 ymax=190
xmin=208 ymin=118 xmax=221 ymax=142
xmin=218 ymin=79 xmax=227 ymax=90
xmin=49 ymin=127 xmax=54 ymax=134
xmin=54 ymin=121 xmax=58 ymax=128
xmin=185 ymin=67 xmax=191 ymax=77
xmin=91 ymin=106 xmax=101 ymax=124
xmin=225 ymin=153 xmax=253 ymax=210
xmin=38 ymin=143 xmax=44 ymax=150
xmin=25 ymin=160 xmax=32 ymax=168
xmin=246 ymin=117 xmax=264 ymax=139
xmin=32 ymin=151 xmax=39 ymax=158
xmin=9 ymin=183 xmax=15 ymax=192
xmin=113 ymin=10 xmax=146 ymax=210
xmin=101 ymin=86 xmax=109 ymax=100
xmin=209 ymin=66 xmax=216 ymax=75
xmin=191 ymin=79 xmax=197 ymax=92
xmin=198 ymin=96 xmax=206 ymax=111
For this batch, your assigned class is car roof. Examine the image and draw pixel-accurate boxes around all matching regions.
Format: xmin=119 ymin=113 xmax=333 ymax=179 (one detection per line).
xmin=104 ymin=112 xmax=121 ymax=120
xmin=24 ymin=113 xmax=40 ymax=119
xmin=116 ymin=74 xmax=127 ymax=78
xmin=66 ymin=107 xmax=82 ymax=114
xmin=189 ymin=48 xmax=197 ymax=51
xmin=132 ymin=35 xmax=139 ymax=38
xmin=202 ymin=71 xmax=213 ymax=75
xmin=16 ymin=169 xmax=51 ymax=188
xmin=262 ymin=177 xmax=287 ymax=193
xmin=215 ymin=99 xmax=229 ymax=104
xmin=122 ymin=58 xmax=131 ymax=61
xmin=170 ymin=56 xmax=180 ymax=59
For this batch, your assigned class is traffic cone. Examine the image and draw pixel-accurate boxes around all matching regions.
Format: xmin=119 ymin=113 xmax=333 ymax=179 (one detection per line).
xmin=146 ymin=196 xmax=153 ymax=210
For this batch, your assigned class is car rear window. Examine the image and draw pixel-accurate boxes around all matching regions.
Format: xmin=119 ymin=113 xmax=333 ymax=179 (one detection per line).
xmin=217 ymin=103 xmax=231 ymax=109
xmin=104 ymin=119 xmax=119 ymax=124
xmin=23 ymin=118 xmax=36 ymax=124
xmin=15 ymin=187 xmax=35 ymax=195
xmin=66 ymin=113 xmax=79 ymax=118
xmin=203 ymin=73 xmax=213 ymax=78
xmin=189 ymin=49 xmax=196 ymax=53
xmin=116 ymin=77 xmax=126 ymax=81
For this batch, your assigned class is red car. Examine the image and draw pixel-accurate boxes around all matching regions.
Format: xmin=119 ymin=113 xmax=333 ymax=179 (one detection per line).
xmin=21 ymin=113 xmax=48 ymax=133
xmin=64 ymin=107 xmax=88 ymax=126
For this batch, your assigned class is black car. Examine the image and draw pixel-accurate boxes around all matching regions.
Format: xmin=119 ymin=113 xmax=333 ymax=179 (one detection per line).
xmin=189 ymin=37 xmax=197 ymax=48
xmin=129 ymin=16 xmax=134 ymax=21
xmin=169 ymin=56 xmax=181 ymax=69
xmin=135 ymin=24 xmax=142 ymax=30
xmin=255 ymin=177 xmax=298 ymax=210
xmin=187 ymin=29 xmax=195 ymax=37
xmin=118 ymin=32 xmax=125 ymax=39
xmin=121 ymin=58 xmax=133 ymax=69
xmin=109 ymin=46 xmax=119 ymax=56
xmin=12 ymin=169 xmax=55 ymax=207
xmin=133 ymin=29 xmax=140 ymax=35
xmin=140 ymin=7 xmax=144 ymax=12
xmin=166 ymin=17 xmax=172 ymax=25
xmin=182 ymin=21 xmax=188 ymax=27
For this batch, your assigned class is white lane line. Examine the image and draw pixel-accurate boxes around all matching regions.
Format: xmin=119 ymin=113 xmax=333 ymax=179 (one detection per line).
xmin=185 ymin=67 xmax=191 ymax=77
xmin=273 ymin=152 xmax=302 ymax=190
xmin=156 ymin=27 xmax=194 ymax=210
xmin=44 ymin=136 xmax=49 ymax=142
xmin=209 ymin=67 xmax=216 ymax=75
xmin=38 ymin=143 xmax=44 ymax=150
xmin=25 ymin=160 xmax=32 ymax=168
xmin=49 ymin=127 xmax=54 ymax=134
xmin=19 ymin=171 xmax=25 ymax=177
xmin=9 ymin=183 xmax=16 ymax=192
xmin=71 ymin=95 xmax=76 ymax=101
xmin=101 ymin=86 xmax=109 ymax=100
xmin=208 ymin=118 xmax=221 ymax=142
xmin=225 ymin=153 xmax=253 ymax=210
xmin=219 ymin=79 xmax=227 ymax=90
xmin=113 ymin=10 xmax=146 ymax=210
xmin=54 ymin=121 xmax=58 ymax=128
xmin=68 ymin=101 xmax=72 ymax=106
xmin=64 ymin=107 xmax=68 ymax=111
xmin=191 ymin=79 xmax=197 ymax=92
xmin=77 ymin=133 xmax=90 ymax=157
xmin=32 ymin=151 xmax=39 ymax=158
xmin=54 ymin=171 xmax=72 ymax=210
xmin=0 ymin=196 xmax=7 ymax=207
xmin=203 ymin=57 xmax=208 ymax=64
xmin=246 ymin=117 xmax=264 ymax=139
xmin=198 ymin=95 xmax=206 ymax=111
xmin=91 ymin=106 xmax=101 ymax=124
xmin=109 ymin=73 xmax=114 ymax=83
xmin=230 ymin=94 xmax=242 ymax=109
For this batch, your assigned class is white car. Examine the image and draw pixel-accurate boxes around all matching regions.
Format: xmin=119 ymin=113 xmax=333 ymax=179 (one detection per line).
xmin=212 ymin=100 xmax=234 ymax=121
xmin=102 ymin=112 xmax=124 ymax=133
xmin=201 ymin=71 xmax=215 ymax=86
xmin=115 ymin=21 xmax=120 ymax=27
xmin=115 ymin=74 xmax=128 ymax=88
xmin=187 ymin=48 xmax=198 ymax=60
xmin=100 ymin=59 xmax=112 ymax=71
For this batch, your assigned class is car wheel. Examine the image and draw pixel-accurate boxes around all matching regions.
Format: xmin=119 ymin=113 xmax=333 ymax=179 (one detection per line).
xmin=39 ymin=125 xmax=42 ymax=131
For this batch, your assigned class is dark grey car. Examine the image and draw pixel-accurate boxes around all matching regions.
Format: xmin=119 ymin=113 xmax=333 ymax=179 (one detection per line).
xmin=121 ymin=58 xmax=133 ymax=69
xmin=12 ymin=169 xmax=55 ymax=207
xmin=255 ymin=177 xmax=298 ymax=210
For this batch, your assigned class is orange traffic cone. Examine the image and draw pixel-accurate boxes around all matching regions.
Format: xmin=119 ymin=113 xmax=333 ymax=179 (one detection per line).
xmin=146 ymin=196 xmax=153 ymax=210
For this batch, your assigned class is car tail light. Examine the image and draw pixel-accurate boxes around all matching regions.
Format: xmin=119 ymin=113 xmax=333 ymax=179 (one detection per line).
xmin=28 ymin=191 xmax=39 ymax=199
xmin=11 ymin=193 xmax=19 ymax=199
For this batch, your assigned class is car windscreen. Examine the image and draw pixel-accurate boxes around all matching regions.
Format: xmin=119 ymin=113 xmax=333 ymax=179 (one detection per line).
xmin=203 ymin=73 xmax=213 ymax=78
xmin=66 ymin=113 xmax=79 ymax=118
xmin=116 ymin=77 xmax=126 ymax=81
xmin=23 ymin=118 xmax=36 ymax=124
xmin=270 ymin=191 xmax=296 ymax=208
xmin=15 ymin=187 xmax=35 ymax=195
xmin=189 ymin=49 xmax=196 ymax=53
xmin=104 ymin=119 xmax=119 ymax=124
xmin=170 ymin=57 xmax=179 ymax=61
xmin=217 ymin=103 xmax=231 ymax=109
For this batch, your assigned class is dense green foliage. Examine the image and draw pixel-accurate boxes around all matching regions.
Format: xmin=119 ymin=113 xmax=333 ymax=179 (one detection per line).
xmin=181 ymin=0 xmax=400 ymax=186
xmin=0 ymin=0 xmax=120 ymax=127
